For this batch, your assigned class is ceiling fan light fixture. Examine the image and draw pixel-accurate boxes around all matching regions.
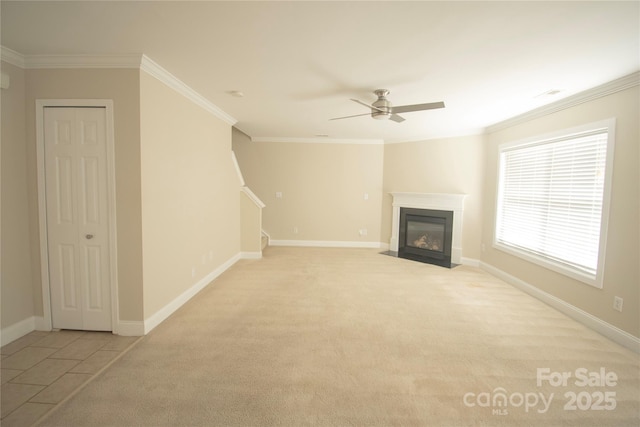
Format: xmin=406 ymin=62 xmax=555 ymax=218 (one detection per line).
xmin=371 ymin=111 xmax=390 ymax=120
xmin=371 ymin=92 xmax=392 ymax=120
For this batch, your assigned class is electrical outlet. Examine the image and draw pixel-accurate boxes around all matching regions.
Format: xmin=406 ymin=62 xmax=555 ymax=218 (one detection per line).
xmin=275 ymin=192 xmax=283 ymax=199
xmin=613 ymin=296 xmax=623 ymax=312
xmin=359 ymin=229 xmax=368 ymax=236
xmin=363 ymin=193 xmax=369 ymax=200
xmin=293 ymin=226 xmax=298 ymax=234
xmin=191 ymin=267 xmax=196 ymax=278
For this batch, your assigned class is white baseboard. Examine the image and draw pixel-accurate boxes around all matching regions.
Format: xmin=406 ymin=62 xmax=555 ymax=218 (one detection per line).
xmin=116 ymin=320 xmax=145 ymax=336
xmin=0 ymin=314 xmax=145 ymax=343
xmin=34 ymin=316 xmax=46 ymax=332
xmin=269 ymin=239 xmax=384 ymax=249
xmin=2 ymin=253 xmax=245 ymax=342
xmin=1 ymin=316 xmax=37 ymax=346
xmin=143 ymin=253 xmax=242 ymax=334
xmin=240 ymin=251 xmax=262 ymax=259
xmin=480 ymin=262 xmax=640 ymax=353
xmin=461 ymin=257 xmax=480 ymax=267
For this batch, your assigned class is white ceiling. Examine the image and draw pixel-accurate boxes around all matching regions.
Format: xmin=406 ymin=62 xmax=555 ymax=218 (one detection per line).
xmin=2 ymin=1 xmax=639 ymax=143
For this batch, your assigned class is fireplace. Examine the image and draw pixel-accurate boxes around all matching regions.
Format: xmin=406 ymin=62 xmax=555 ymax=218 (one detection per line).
xmin=390 ymin=192 xmax=466 ymax=266
xmin=399 ymin=207 xmax=453 ymax=267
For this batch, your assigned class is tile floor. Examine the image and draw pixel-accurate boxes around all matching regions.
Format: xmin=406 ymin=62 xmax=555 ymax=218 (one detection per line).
xmin=1 ymin=330 xmax=140 ymax=427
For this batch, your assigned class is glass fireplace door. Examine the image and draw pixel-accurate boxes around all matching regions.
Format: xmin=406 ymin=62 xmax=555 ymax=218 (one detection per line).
xmin=406 ymin=216 xmax=446 ymax=252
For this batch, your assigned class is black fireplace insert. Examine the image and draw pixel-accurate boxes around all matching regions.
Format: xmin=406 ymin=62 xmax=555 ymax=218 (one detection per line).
xmin=398 ymin=207 xmax=453 ymax=268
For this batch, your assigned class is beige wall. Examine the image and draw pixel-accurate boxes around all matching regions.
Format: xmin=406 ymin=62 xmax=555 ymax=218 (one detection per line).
xmin=1 ymin=61 xmax=34 ymax=329
xmin=382 ymin=134 xmax=485 ymax=260
xmin=233 ymin=131 xmax=384 ymax=244
xmin=24 ymin=68 xmax=144 ymax=322
xmin=8 ymin=65 xmax=240 ymax=329
xmin=240 ymin=191 xmax=263 ymax=253
xmin=139 ymin=72 xmax=239 ymax=319
xmin=232 ymin=131 xmax=485 ymax=257
xmin=481 ymin=86 xmax=639 ymax=337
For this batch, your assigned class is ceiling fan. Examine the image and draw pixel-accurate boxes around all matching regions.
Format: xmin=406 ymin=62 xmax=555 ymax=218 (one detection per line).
xmin=330 ymin=89 xmax=445 ymax=123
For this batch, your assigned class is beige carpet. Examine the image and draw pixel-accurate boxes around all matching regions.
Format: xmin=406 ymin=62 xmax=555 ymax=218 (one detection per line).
xmin=38 ymin=247 xmax=639 ymax=426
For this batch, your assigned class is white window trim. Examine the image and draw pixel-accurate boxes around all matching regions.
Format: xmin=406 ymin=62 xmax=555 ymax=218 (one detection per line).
xmin=493 ymin=118 xmax=616 ymax=288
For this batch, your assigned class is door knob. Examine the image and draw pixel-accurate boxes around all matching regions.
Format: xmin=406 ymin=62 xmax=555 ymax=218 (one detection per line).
xmin=85 ymin=234 xmax=94 ymax=240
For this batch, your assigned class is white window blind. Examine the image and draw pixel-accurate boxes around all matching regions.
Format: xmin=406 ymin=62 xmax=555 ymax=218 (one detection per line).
xmin=495 ymin=123 xmax=613 ymax=287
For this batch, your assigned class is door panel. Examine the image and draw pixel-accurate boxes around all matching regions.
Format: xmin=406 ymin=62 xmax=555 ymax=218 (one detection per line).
xmin=83 ymin=245 xmax=103 ymax=309
xmin=45 ymin=107 xmax=112 ymax=331
xmin=58 ymin=244 xmax=78 ymax=309
xmin=55 ymin=156 xmax=75 ymax=224
xmin=80 ymin=156 xmax=101 ymax=225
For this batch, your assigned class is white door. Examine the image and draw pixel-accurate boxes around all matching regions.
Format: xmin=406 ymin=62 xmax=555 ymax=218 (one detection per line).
xmin=44 ymin=107 xmax=112 ymax=331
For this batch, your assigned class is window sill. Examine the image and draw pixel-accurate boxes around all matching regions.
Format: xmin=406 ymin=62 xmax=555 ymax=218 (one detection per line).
xmin=493 ymin=241 xmax=602 ymax=289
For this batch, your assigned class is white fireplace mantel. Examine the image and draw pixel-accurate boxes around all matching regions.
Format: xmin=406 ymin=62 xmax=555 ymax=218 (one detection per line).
xmin=390 ymin=192 xmax=467 ymax=263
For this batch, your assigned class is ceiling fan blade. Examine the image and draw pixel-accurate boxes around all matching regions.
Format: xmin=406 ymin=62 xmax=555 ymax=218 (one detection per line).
xmin=390 ymin=114 xmax=405 ymax=123
xmin=350 ymin=98 xmax=385 ymax=112
xmin=392 ymin=101 xmax=445 ymax=114
xmin=329 ymin=113 xmax=373 ymax=121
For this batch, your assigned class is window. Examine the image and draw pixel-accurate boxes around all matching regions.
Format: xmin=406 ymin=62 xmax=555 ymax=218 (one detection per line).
xmin=495 ymin=119 xmax=615 ymax=288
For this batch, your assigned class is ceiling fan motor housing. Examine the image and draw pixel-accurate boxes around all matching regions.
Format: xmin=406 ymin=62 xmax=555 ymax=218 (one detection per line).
xmin=371 ymin=89 xmax=392 ymax=120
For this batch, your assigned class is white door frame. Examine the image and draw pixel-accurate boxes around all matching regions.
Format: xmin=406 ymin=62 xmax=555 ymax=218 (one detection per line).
xmin=36 ymin=99 xmax=120 ymax=333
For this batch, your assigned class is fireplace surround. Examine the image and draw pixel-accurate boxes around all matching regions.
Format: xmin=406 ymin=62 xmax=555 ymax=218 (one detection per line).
xmin=390 ymin=193 xmax=466 ymax=266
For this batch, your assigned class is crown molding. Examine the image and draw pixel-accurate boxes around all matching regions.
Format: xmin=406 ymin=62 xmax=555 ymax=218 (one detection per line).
xmin=250 ymin=136 xmax=384 ymax=145
xmin=0 ymin=46 xmax=236 ymax=126
xmin=140 ymin=55 xmax=236 ymax=126
xmin=486 ymin=71 xmax=640 ymax=134
xmin=25 ymin=53 xmax=143 ymax=69
xmin=1 ymin=46 xmax=26 ymax=68
xmin=1 ymin=47 xmax=141 ymax=69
